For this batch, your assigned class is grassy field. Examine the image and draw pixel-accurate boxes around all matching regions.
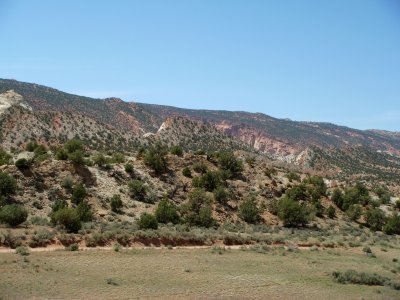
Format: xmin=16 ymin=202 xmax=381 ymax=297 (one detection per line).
xmin=1 ymin=246 xmax=400 ymax=299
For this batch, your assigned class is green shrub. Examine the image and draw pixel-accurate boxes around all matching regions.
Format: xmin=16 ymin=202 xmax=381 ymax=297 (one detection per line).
xmin=182 ymin=167 xmax=192 ymax=178
xmin=76 ymin=202 xmax=93 ymax=222
xmin=137 ymin=213 xmax=158 ymax=230
xmin=124 ymin=163 xmax=134 ymax=173
xmin=303 ymin=176 xmax=327 ymax=201
xmin=170 ymin=146 xmax=183 ymax=157
xmin=326 ymin=206 xmax=336 ymax=218
xmin=183 ymin=188 xmax=214 ymax=227
xmin=111 ymin=152 xmax=125 ymax=163
xmin=64 ymin=139 xmax=84 ymax=153
xmin=155 ymin=199 xmax=180 ymax=224
xmin=383 ymin=215 xmax=400 ymax=235
xmin=144 ymin=143 xmax=168 ymax=175
xmin=373 ymin=185 xmax=391 ymax=205
xmin=239 ymin=196 xmax=260 ymax=224
xmin=29 ymin=229 xmax=54 ymax=247
xmin=364 ymin=208 xmax=386 ymax=231
xmin=286 ymin=172 xmax=300 ymax=182
xmin=51 ymin=199 xmax=67 ymax=213
xmin=346 ymin=205 xmax=362 ymax=221
xmin=312 ymin=200 xmax=324 ymax=218
xmin=33 ymin=144 xmax=47 ymax=158
xmin=197 ymin=206 xmax=215 ymax=228
xmin=362 ymin=246 xmax=372 ymax=254
xmin=0 ymin=148 xmax=12 ymax=166
xmin=93 ymin=153 xmax=107 ymax=167
xmin=332 ymin=270 xmax=388 ymax=286
xmin=110 ymin=195 xmax=123 ymax=213
xmin=15 ymin=246 xmax=30 ymax=256
xmin=26 ymin=141 xmax=39 ymax=152
xmin=331 ymin=189 xmax=344 ymax=208
xmin=343 ymin=183 xmax=371 ymax=210
xmin=128 ymin=179 xmax=147 ymax=201
xmin=277 ymin=197 xmax=310 ymax=227
xmin=62 ymin=176 xmax=74 ymax=191
xmin=285 ymin=184 xmax=307 ymax=201
xmin=51 ymin=207 xmax=81 ymax=233
xmin=68 ymin=150 xmax=85 ymax=165
xmin=0 ymin=204 xmax=28 ymax=227
xmin=71 ymin=184 xmax=87 ymax=204
xmin=0 ymin=172 xmax=17 ymax=198
xmin=218 ymin=151 xmax=243 ymax=179
xmin=193 ymin=162 xmax=208 ymax=174
xmin=29 ymin=216 xmax=49 ymax=226
xmin=56 ymin=148 xmax=69 ymax=160
xmin=192 ymin=171 xmax=221 ymax=192
xmin=66 ymin=243 xmax=79 ymax=251
xmin=213 ymin=186 xmax=228 ymax=204
xmin=15 ymin=158 xmax=30 ymax=170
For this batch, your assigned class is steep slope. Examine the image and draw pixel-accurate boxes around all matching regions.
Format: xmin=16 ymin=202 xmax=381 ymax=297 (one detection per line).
xmin=2 ymin=78 xmax=400 ymax=158
xmin=0 ymin=95 xmax=143 ymax=151
xmin=1 ymin=78 xmax=400 ymax=180
xmin=0 ymin=79 xmax=162 ymax=133
xmin=151 ymin=116 xmax=251 ymax=152
xmin=0 ymin=90 xmax=246 ymax=154
xmin=138 ymin=103 xmax=400 ymax=158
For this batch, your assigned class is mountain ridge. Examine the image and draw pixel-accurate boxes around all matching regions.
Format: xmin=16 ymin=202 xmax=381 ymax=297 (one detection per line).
xmin=1 ymin=78 xmax=400 ymax=181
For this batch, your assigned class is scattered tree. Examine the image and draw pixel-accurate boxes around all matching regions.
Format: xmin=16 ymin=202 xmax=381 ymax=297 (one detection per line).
xmin=182 ymin=167 xmax=192 ymax=178
xmin=218 ymin=151 xmax=243 ymax=179
xmin=364 ymin=208 xmax=386 ymax=231
xmin=0 ymin=204 xmax=28 ymax=227
xmin=0 ymin=172 xmax=17 ymax=198
xmin=51 ymin=207 xmax=81 ymax=233
xmin=170 ymin=146 xmax=183 ymax=157
xmin=124 ymin=163 xmax=134 ymax=174
xmin=128 ymin=179 xmax=147 ymax=201
xmin=144 ymin=143 xmax=168 ymax=175
xmin=239 ymin=196 xmax=260 ymax=224
xmin=110 ymin=195 xmax=123 ymax=213
xmin=71 ymin=184 xmax=87 ymax=205
xmin=213 ymin=186 xmax=229 ymax=204
xmin=15 ymin=158 xmax=30 ymax=170
xmin=278 ymin=197 xmax=310 ymax=227
xmin=137 ymin=213 xmax=158 ymax=230
xmin=155 ymin=198 xmax=180 ymax=224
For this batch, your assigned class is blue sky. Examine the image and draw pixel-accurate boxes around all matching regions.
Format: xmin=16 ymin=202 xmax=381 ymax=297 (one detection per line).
xmin=0 ymin=0 xmax=400 ymax=131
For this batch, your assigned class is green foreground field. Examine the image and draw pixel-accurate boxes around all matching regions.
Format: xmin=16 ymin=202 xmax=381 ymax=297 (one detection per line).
xmin=1 ymin=246 xmax=400 ymax=300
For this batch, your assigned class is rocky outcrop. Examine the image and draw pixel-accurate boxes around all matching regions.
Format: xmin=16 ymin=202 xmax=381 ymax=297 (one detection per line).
xmin=0 ymin=90 xmax=32 ymax=115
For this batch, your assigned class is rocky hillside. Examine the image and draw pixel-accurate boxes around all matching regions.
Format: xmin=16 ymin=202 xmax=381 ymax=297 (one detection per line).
xmin=0 ymin=94 xmax=143 ymax=151
xmin=152 ymin=116 xmax=250 ymax=152
xmin=0 ymin=89 xmax=245 ymax=154
xmin=139 ymin=103 xmax=400 ymax=158
xmin=1 ymin=78 xmax=400 ymax=181
xmin=0 ymin=79 xmax=161 ymax=133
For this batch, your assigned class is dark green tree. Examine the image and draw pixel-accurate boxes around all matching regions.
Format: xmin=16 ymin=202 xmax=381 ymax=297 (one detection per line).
xmin=0 ymin=204 xmax=28 ymax=227
xmin=71 ymin=184 xmax=87 ymax=205
xmin=239 ymin=196 xmax=260 ymax=224
xmin=144 ymin=143 xmax=168 ymax=175
xmin=0 ymin=172 xmax=17 ymax=198
xmin=110 ymin=195 xmax=123 ymax=213
xmin=218 ymin=151 xmax=243 ymax=179
xmin=137 ymin=213 xmax=158 ymax=230
xmin=155 ymin=198 xmax=180 ymax=224
xmin=278 ymin=197 xmax=310 ymax=227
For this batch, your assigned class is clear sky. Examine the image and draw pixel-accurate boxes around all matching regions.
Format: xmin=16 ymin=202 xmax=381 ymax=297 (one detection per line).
xmin=1 ymin=0 xmax=399 ymax=131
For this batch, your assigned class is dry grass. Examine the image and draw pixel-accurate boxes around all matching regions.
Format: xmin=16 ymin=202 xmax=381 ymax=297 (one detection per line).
xmin=1 ymin=246 xmax=400 ymax=299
